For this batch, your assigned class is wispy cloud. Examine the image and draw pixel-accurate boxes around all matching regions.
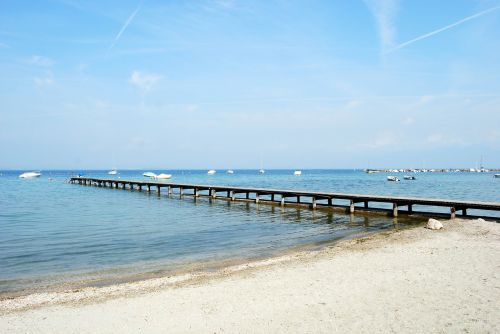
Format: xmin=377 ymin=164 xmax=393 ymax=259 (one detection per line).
xmin=364 ymin=0 xmax=399 ymax=54
xmin=129 ymin=70 xmax=162 ymax=91
xmin=109 ymin=1 xmax=143 ymax=50
xmin=387 ymin=5 xmax=500 ymax=53
xmin=34 ymin=71 xmax=55 ymax=88
xmin=28 ymin=55 xmax=54 ymax=67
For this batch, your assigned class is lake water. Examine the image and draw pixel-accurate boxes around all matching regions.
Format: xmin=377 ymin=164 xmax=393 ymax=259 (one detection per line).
xmin=1 ymin=169 xmax=498 ymax=295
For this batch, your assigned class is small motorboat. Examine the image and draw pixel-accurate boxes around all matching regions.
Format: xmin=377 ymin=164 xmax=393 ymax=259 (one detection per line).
xmin=259 ymin=169 xmax=265 ymax=174
xmin=495 ymin=174 xmax=500 ymax=178
xmin=207 ymin=169 xmax=216 ymax=175
xmin=143 ymin=172 xmax=157 ymax=178
xmin=108 ymin=170 xmax=118 ymax=175
xmin=294 ymin=170 xmax=302 ymax=176
xmin=19 ymin=171 xmax=41 ymax=178
xmin=156 ymin=173 xmax=172 ymax=179
xmin=227 ymin=170 xmax=234 ymax=174
xmin=387 ymin=176 xmax=400 ymax=182
xmin=404 ymin=175 xmax=416 ymax=180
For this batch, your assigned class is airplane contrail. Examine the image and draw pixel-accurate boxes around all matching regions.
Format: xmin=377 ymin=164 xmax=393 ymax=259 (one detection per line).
xmin=386 ymin=5 xmax=500 ymax=53
xmin=109 ymin=1 xmax=143 ymax=50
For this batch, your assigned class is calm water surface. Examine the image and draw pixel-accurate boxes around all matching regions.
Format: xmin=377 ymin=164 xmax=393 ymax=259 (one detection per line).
xmin=1 ymin=169 xmax=498 ymax=294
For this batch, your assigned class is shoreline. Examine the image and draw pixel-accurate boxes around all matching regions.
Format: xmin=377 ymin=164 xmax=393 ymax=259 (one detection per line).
xmin=0 ymin=225 xmax=397 ymax=312
xmin=1 ymin=217 xmax=499 ymax=333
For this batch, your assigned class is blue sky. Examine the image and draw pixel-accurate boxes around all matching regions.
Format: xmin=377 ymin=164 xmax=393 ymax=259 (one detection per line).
xmin=1 ymin=0 xmax=499 ymax=169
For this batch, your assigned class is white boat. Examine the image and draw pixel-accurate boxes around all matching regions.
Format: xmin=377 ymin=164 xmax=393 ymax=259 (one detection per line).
xmin=387 ymin=176 xmax=400 ymax=182
xmin=494 ymin=174 xmax=500 ymax=178
xmin=143 ymin=172 xmax=157 ymax=178
xmin=19 ymin=171 xmax=41 ymax=178
xmin=259 ymin=169 xmax=265 ymax=174
xmin=403 ymin=175 xmax=416 ymax=180
xmin=294 ymin=170 xmax=302 ymax=176
xmin=207 ymin=169 xmax=216 ymax=175
xmin=227 ymin=170 xmax=234 ymax=174
xmin=156 ymin=173 xmax=172 ymax=179
xmin=108 ymin=170 xmax=118 ymax=175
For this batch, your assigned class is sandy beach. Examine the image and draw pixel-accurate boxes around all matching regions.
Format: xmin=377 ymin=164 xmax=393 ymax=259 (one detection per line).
xmin=1 ymin=218 xmax=499 ymax=333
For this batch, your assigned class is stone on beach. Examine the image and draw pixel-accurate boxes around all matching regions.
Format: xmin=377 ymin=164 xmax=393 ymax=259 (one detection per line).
xmin=426 ymin=218 xmax=443 ymax=230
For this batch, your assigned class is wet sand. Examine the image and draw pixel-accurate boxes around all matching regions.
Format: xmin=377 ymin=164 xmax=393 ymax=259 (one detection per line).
xmin=1 ymin=218 xmax=499 ymax=333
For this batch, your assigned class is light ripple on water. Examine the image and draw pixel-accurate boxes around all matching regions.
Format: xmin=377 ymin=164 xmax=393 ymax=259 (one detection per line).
xmin=0 ymin=169 xmax=498 ymax=295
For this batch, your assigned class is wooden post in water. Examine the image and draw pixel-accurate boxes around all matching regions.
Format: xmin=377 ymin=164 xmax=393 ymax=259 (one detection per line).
xmin=408 ymin=204 xmax=413 ymax=214
xmin=297 ymin=196 xmax=300 ymax=203
xmin=462 ymin=208 xmax=467 ymax=216
xmin=194 ymin=188 xmax=199 ymax=197
xmin=147 ymin=185 xmax=151 ymax=192
xmin=180 ymin=187 xmax=183 ymax=197
xmin=393 ymin=203 xmax=398 ymax=217
xmin=246 ymin=192 xmax=249 ymax=199
xmin=271 ymin=194 xmax=275 ymax=201
xmin=328 ymin=198 xmax=332 ymax=206
xmin=157 ymin=186 xmax=161 ymax=195
xmin=138 ymin=184 xmax=142 ymax=191
xmin=364 ymin=201 xmax=369 ymax=208
xmin=122 ymin=183 xmax=126 ymax=189
xmin=312 ymin=197 xmax=317 ymax=209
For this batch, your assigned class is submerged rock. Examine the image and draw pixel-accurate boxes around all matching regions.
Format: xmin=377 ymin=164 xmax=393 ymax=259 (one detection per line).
xmin=426 ymin=218 xmax=443 ymax=230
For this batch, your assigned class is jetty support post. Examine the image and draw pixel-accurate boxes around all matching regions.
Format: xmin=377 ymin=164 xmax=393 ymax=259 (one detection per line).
xmin=157 ymin=186 xmax=161 ymax=195
xmin=138 ymin=184 xmax=142 ymax=191
xmin=147 ymin=185 xmax=151 ymax=192
xmin=180 ymin=187 xmax=183 ymax=197
xmin=281 ymin=195 xmax=285 ymax=207
xmin=121 ymin=183 xmax=126 ymax=190
xmin=392 ymin=203 xmax=398 ymax=217
xmin=212 ymin=189 xmax=217 ymax=198
xmin=246 ymin=192 xmax=249 ymax=199
xmin=271 ymin=194 xmax=275 ymax=202
xmin=255 ymin=193 xmax=260 ymax=204
xmin=328 ymin=198 xmax=332 ymax=206
xmin=364 ymin=201 xmax=369 ymax=209
xmin=231 ymin=191 xmax=235 ymax=201
xmin=194 ymin=188 xmax=199 ymax=197
xmin=408 ymin=204 xmax=413 ymax=214
xmin=462 ymin=207 xmax=467 ymax=216
xmin=168 ymin=186 xmax=172 ymax=195
xmin=312 ymin=197 xmax=317 ymax=209
xmin=451 ymin=207 xmax=456 ymax=219
xmin=350 ymin=200 xmax=355 ymax=214
xmin=297 ymin=196 xmax=300 ymax=204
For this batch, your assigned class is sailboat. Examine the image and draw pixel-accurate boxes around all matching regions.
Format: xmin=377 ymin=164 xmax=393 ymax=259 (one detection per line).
xmin=108 ymin=170 xmax=118 ymax=175
xmin=259 ymin=159 xmax=265 ymax=174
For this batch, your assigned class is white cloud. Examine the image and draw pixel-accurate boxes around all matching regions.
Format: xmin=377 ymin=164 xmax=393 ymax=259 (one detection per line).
xmin=28 ymin=55 xmax=54 ymax=67
xmin=364 ymin=0 xmax=398 ymax=53
xmin=129 ymin=70 xmax=162 ymax=91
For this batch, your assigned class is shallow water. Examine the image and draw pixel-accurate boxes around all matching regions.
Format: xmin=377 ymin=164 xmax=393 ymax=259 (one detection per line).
xmin=0 ymin=169 xmax=498 ymax=294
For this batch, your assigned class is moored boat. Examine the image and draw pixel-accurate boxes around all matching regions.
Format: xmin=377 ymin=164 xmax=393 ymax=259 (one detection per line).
xmin=495 ymin=174 xmax=500 ymax=178
xmin=294 ymin=170 xmax=302 ymax=176
xmin=387 ymin=176 xmax=400 ymax=182
xmin=108 ymin=170 xmax=118 ymax=175
xmin=156 ymin=173 xmax=172 ymax=179
xmin=143 ymin=172 xmax=157 ymax=178
xmin=227 ymin=170 xmax=234 ymax=174
xmin=19 ymin=171 xmax=41 ymax=178
xmin=404 ymin=175 xmax=416 ymax=180
xmin=207 ymin=169 xmax=216 ymax=175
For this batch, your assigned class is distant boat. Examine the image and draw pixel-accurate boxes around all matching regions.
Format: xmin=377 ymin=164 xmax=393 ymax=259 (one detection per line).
xmin=19 ymin=171 xmax=41 ymax=178
xmin=294 ymin=170 xmax=302 ymax=176
xmin=108 ymin=170 xmax=118 ymax=175
xmin=259 ymin=169 xmax=265 ymax=174
xmin=495 ymin=174 xmax=500 ymax=178
xmin=404 ymin=175 xmax=416 ymax=180
xmin=387 ymin=176 xmax=400 ymax=182
xmin=227 ymin=170 xmax=234 ymax=174
xmin=143 ymin=172 xmax=157 ymax=178
xmin=207 ymin=169 xmax=216 ymax=175
xmin=156 ymin=173 xmax=172 ymax=179
xmin=365 ymin=169 xmax=380 ymax=174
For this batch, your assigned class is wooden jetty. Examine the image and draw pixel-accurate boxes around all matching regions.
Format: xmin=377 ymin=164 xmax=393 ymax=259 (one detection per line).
xmin=69 ymin=177 xmax=500 ymax=219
